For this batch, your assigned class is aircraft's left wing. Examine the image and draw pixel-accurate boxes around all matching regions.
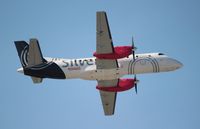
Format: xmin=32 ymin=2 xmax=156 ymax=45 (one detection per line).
xmin=98 ymin=79 xmax=118 ymax=115
xmin=96 ymin=11 xmax=114 ymax=54
xmin=96 ymin=11 xmax=118 ymax=69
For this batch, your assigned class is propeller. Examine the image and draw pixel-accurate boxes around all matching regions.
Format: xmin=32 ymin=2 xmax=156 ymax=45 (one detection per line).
xmin=131 ymin=36 xmax=139 ymax=94
xmin=131 ymin=36 xmax=137 ymax=61
xmin=134 ymin=74 xmax=139 ymax=94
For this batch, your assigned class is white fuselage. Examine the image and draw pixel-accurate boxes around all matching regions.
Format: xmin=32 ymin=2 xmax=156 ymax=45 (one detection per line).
xmin=34 ymin=52 xmax=182 ymax=81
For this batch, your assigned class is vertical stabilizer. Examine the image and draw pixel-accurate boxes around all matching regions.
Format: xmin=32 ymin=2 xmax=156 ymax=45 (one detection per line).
xmin=14 ymin=41 xmax=29 ymax=67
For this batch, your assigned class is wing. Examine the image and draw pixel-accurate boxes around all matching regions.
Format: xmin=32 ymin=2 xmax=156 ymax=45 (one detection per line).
xmin=96 ymin=12 xmax=119 ymax=115
xmin=96 ymin=11 xmax=114 ymax=54
xmin=98 ymin=79 xmax=118 ymax=115
xmin=96 ymin=11 xmax=118 ymax=69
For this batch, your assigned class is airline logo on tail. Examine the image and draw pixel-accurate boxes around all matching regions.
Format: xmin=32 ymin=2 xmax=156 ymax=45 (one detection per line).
xmin=20 ymin=45 xmax=28 ymax=67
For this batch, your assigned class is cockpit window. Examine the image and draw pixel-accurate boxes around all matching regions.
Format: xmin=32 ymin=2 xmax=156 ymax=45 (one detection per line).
xmin=158 ymin=53 xmax=165 ymax=55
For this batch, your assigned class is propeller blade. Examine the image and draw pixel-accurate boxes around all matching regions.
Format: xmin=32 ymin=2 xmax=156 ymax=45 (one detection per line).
xmin=134 ymin=74 xmax=136 ymax=80
xmin=132 ymin=36 xmax=136 ymax=61
xmin=133 ymin=50 xmax=135 ymax=61
xmin=135 ymin=84 xmax=138 ymax=94
xmin=134 ymin=74 xmax=138 ymax=94
xmin=132 ymin=36 xmax=137 ymax=50
xmin=132 ymin=36 xmax=134 ymax=49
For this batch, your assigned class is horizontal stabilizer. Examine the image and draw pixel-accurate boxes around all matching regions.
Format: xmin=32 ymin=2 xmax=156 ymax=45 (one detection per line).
xmin=31 ymin=76 xmax=43 ymax=84
xmin=28 ymin=39 xmax=44 ymax=67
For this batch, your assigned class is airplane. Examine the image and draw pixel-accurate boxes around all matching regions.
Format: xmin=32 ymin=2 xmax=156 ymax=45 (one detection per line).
xmin=14 ymin=11 xmax=183 ymax=116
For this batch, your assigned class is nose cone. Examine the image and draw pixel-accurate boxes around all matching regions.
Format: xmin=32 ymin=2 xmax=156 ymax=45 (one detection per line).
xmin=174 ymin=60 xmax=183 ymax=70
xmin=17 ymin=67 xmax=24 ymax=73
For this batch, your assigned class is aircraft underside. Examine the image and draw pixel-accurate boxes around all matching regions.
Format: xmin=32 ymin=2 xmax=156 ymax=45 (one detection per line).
xmin=14 ymin=11 xmax=182 ymax=116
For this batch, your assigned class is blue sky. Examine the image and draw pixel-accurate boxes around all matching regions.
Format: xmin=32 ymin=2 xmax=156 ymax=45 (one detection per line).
xmin=1 ymin=0 xmax=200 ymax=129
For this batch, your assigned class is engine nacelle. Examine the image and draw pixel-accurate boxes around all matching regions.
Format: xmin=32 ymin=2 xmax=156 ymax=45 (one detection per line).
xmin=96 ymin=78 xmax=136 ymax=92
xmin=93 ymin=46 xmax=132 ymax=59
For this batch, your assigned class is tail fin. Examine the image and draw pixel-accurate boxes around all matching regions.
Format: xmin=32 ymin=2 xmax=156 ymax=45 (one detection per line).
xmin=14 ymin=41 xmax=29 ymax=67
xmin=14 ymin=39 xmax=44 ymax=84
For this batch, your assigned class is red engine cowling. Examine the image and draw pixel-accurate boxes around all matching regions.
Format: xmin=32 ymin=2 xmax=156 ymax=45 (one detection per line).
xmin=96 ymin=78 xmax=136 ymax=92
xmin=93 ymin=46 xmax=132 ymax=59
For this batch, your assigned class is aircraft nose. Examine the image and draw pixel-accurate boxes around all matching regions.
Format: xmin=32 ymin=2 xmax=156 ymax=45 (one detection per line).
xmin=174 ymin=60 xmax=183 ymax=69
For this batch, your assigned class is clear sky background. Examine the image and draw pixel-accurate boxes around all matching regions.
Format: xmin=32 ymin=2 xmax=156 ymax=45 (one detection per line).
xmin=0 ymin=0 xmax=200 ymax=129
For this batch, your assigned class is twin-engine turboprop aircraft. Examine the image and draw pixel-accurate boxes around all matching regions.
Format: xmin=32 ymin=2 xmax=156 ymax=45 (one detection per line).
xmin=14 ymin=11 xmax=182 ymax=115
